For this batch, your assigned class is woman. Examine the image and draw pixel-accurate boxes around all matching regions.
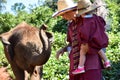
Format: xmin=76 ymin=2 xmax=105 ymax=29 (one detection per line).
xmin=52 ymin=0 xmax=106 ymax=80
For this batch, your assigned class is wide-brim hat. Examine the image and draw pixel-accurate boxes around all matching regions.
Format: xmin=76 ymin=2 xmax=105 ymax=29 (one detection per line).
xmin=76 ymin=0 xmax=101 ymax=17
xmin=52 ymin=0 xmax=77 ymax=18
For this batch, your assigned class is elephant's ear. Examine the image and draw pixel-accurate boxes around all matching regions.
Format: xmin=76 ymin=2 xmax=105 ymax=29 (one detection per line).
xmin=40 ymin=24 xmax=54 ymax=44
xmin=0 ymin=36 xmax=14 ymax=60
xmin=0 ymin=37 xmax=10 ymax=45
xmin=40 ymin=24 xmax=48 ymax=31
xmin=45 ymin=32 xmax=54 ymax=44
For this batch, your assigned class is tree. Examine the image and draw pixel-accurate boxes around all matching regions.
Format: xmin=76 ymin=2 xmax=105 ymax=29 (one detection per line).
xmin=43 ymin=0 xmax=57 ymax=11
xmin=0 ymin=13 xmax=16 ymax=33
xmin=0 ymin=0 xmax=7 ymax=13
xmin=11 ymin=3 xmax=26 ymax=14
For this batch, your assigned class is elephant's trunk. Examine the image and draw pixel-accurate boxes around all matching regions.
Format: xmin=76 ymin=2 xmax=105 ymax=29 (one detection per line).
xmin=30 ymin=28 xmax=51 ymax=66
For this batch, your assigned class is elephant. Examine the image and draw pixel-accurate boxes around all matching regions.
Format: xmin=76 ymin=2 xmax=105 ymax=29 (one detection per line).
xmin=0 ymin=22 xmax=53 ymax=80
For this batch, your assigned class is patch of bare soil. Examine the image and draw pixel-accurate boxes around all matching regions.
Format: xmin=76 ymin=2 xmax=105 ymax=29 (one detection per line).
xmin=0 ymin=67 xmax=12 ymax=80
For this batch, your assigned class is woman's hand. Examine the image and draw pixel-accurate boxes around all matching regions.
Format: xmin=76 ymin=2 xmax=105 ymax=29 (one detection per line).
xmin=56 ymin=48 xmax=65 ymax=60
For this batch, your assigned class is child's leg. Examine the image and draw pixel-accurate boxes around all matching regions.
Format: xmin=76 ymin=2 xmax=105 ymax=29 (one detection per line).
xmin=98 ymin=49 xmax=108 ymax=62
xmin=78 ymin=43 xmax=88 ymax=67
xmin=72 ymin=43 xmax=88 ymax=74
xmin=98 ymin=49 xmax=111 ymax=68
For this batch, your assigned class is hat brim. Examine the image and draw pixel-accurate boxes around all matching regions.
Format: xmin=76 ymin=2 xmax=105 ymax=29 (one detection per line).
xmin=52 ymin=6 xmax=77 ymax=18
xmin=76 ymin=5 xmax=101 ymax=17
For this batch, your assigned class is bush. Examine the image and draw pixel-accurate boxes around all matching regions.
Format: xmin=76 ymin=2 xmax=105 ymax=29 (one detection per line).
xmin=103 ymin=32 xmax=120 ymax=80
xmin=43 ymin=32 xmax=69 ymax=80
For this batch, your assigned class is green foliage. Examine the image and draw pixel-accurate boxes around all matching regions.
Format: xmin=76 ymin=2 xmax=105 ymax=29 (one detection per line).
xmin=29 ymin=6 xmax=54 ymax=28
xmin=0 ymin=42 xmax=7 ymax=67
xmin=0 ymin=0 xmax=120 ymax=80
xmin=103 ymin=32 xmax=120 ymax=80
xmin=43 ymin=32 xmax=69 ymax=79
xmin=44 ymin=0 xmax=57 ymax=11
xmin=0 ymin=13 xmax=16 ymax=33
xmin=105 ymin=0 xmax=120 ymax=33
xmin=52 ymin=17 xmax=68 ymax=33
xmin=0 ymin=42 xmax=15 ymax=79
xmin=52 ymin=32 xmax=67 ymax=49
xmin=43 ymin=49 xmax=69 ymax=80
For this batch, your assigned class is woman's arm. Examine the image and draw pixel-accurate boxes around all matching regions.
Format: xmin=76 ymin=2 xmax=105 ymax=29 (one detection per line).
xmin=56 ymin=44 xmax=70 ymax=60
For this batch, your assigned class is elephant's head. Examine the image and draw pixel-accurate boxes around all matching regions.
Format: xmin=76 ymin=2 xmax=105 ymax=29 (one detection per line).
xmin=0 ymin=22 xmax=53 ymax=67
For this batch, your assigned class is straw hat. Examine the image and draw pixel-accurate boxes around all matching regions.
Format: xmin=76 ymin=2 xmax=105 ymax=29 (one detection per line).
xmin=52 ymin=0 xmax=77 ymax=18
xmin=76 ymin=0 xmax=101 ymax=17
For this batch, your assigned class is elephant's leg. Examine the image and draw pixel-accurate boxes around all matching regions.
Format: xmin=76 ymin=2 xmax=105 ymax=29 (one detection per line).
xmin=10 ymin=63 xmax=25 ymax=80
xmin=30 ymin=66 xmax=43 ymax=80
xmin=24 ymin=70 xmax=30 ymax=80
xmin=3 ymin=46 xmax=25 ymax=80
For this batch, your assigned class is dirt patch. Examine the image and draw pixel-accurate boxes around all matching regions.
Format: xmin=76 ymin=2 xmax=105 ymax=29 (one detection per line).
xmin=0 ymin=67 xmax=12 ymax=80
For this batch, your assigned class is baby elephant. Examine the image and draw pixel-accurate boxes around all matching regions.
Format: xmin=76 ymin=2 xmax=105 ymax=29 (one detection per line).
xmin=0 ymin=22 xmax=53 ymax=80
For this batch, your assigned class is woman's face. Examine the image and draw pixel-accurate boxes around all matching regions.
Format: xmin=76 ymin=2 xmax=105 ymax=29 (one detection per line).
xmin=61 ymin=10 xmax=76 ymax=21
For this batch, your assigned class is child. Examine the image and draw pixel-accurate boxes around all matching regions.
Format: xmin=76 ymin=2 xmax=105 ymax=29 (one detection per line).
xmin=72 ymin=0 xmax=111 ymax=75
xmin=72 ymin=43 xmax=111 ymax=74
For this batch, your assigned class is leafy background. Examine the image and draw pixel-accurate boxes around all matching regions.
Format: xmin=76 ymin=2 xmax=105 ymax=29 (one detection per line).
xmin=0 ymin=0 xmax=120 ymax=80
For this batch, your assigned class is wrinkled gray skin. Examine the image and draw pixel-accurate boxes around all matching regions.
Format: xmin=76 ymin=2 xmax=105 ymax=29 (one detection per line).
xmin=0 ymin=22 xmax=53 ymax=80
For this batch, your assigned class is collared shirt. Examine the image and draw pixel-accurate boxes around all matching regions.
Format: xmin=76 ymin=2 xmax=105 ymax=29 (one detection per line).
xmin=83 ymin=14 xmax=93 ymax=18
